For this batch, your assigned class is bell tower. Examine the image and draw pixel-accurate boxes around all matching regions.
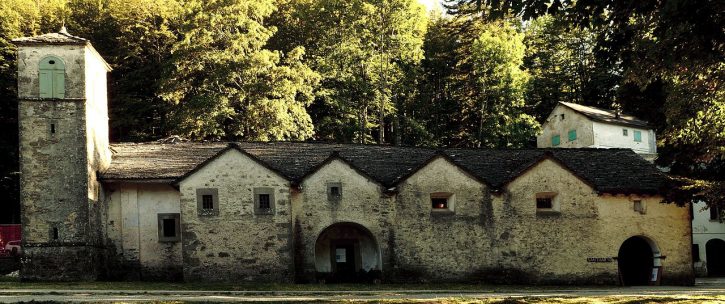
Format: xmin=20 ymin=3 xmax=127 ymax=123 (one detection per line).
xmin=13 ymin=27 xmax=112 ymax=281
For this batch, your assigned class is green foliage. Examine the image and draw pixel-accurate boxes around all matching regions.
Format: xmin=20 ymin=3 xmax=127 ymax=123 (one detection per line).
xmin=159 ymin=0 xmax=320 ymax=140
xmin=270 ymin=0 xmax=428 ymax=143
xmin=523 ymin=15 xmax=619 ymax=120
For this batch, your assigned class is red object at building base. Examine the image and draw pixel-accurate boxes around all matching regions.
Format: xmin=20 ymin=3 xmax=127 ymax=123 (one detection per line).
xmin=0 ymin=224 xmax=21 ymax=248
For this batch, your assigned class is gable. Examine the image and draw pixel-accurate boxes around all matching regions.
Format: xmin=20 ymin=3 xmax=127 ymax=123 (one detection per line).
xmin=504 ymin=157 xmax=595 ymax=194
xmin=297 ymin=153 xmax=383 ymax=188
xmin=300 ymin=158 xmax=382 ymax=191
xmin=397 ymin=155 xmax=487 ymax=189
xmin=177 ymin=147 xmax=288 ymax=186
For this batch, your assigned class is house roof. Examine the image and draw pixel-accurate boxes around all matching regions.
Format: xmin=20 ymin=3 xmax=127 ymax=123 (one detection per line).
xmin=559 ymin=101 xmax=650 ymax=128
xmin=101 ymin=142 xmax=666 ymax=195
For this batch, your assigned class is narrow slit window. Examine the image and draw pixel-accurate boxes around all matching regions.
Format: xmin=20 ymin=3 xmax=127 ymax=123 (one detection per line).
xmin=50 ymin=123 xmax=56 ymax=134
xmin=52 ymin=227 xmax=59 ymax=240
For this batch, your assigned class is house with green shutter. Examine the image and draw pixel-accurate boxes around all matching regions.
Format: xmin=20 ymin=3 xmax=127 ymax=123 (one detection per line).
xmin=536 ymin=102 xmax=657 ymax=162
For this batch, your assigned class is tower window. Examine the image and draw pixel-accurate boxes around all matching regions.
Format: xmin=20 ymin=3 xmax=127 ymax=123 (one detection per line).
xmin=568 ymin=129 xmax=577 ymax=141
xmin=623 ymin=129 xmax=628 ymax=136
xmin=50 ymin=123 xmax=56 ymax=134
xmin=39 ymin=56 xmax=66 ymax=98
xmin=52 ymin=227 xmax=59 ymax=240
xmin=634 ymin=130 xmax=642 ymax=142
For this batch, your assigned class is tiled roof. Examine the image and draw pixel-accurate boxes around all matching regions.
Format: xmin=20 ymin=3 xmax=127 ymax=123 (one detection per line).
xmin=101 ymin=142 xmax=666 ymax=195
xmin=559 ymin=101 xmax=650 ymax=128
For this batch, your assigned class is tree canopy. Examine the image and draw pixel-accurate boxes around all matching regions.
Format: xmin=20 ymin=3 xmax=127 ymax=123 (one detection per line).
xmin=0 ymin=0 xmax=722 ymax=222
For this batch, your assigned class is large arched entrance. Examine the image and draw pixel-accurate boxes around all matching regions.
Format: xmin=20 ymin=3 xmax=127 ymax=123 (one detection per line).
xmin=706 ymin=239 xmax=725 ymax=276
xmin=618 ymin=236 xmax=660 ymax=286
xmin=314 ymin=222 xmax=381 ymax=283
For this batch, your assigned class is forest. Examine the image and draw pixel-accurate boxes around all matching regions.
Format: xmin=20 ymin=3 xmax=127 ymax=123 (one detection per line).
xmin=0 ymin=0 xmax=722 ymax=223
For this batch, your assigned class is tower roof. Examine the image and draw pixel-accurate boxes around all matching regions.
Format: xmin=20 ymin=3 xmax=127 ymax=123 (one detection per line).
xmin=12 ymin=28 xmax=88 ymax=46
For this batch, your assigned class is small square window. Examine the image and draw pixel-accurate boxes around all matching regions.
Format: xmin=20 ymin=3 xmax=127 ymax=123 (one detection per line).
xmin=568 ymin=129 xmax=577 ymax=141
xmin=196 ymin=188 xmax=219 ymax=216
xmin=623 ymin=129 xmax=628 ymax=136
xmin=634 ymin=130 xmax=642 ymax=142
xmin=432 ymin=198 xmax=448 ymax=209
xmin=327 ymin=182 xmax=342 ymax=201
xmin=633 ymin=200 xmax=646 ymax=214
xmin=158 ymin=213 xmax=181 ymax=242
xmin=552 ymin=135 xmax=560 ymax=146
xmin=535 ymin=192 xmax=559 ymax=215
xmin=536 ymin=197 xmax=552 ymax=209
xmin=430 ymin=192 xmax=454 ymax=214
xmin=258 ymin=194 xmax=270 ymax=210
xmin=254 ymin=187 xmax=275 ymax=215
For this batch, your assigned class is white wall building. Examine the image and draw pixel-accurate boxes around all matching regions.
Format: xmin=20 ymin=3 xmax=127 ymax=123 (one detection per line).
xmin=537 ymin=102 xmax=657 ymax=162
xmin=692 ymin=202 xmax=725 ymax=277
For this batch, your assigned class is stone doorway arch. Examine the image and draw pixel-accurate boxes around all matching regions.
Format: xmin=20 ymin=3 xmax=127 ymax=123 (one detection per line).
xmin=618 ymin=236 xmax=661 ymax=286
xmin=314 ymin=222 xmax=381 ymax=283
xmin=706 ymin=238 xmax=725 ymax=277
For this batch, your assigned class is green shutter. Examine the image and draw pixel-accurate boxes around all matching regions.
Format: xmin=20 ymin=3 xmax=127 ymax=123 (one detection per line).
xmin=634 ymin=130 xmax=642 ymax=142
xmin=52 ymin=70 xmax=65 ymax=98
xmin=552 ymin=135 xmax=560 ymax=146
xmin=39 ymin=71 xmax=52 ymax=98
xmin=568 ymin=129 xmax=577 ymax=141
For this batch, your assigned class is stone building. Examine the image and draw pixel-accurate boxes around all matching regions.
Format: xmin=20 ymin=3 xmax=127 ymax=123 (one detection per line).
xmin=14 ymin=30 xmax=694 ymax=285
xmin=537 ymin=102 xmax=657 ymax=161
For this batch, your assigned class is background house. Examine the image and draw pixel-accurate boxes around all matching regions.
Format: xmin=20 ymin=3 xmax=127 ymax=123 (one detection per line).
xmin=536 ymin=102 xmax=657 ymax=162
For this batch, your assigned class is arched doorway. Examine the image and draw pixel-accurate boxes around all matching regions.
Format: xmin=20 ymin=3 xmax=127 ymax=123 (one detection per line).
xmin=706 ymin=239 xmax=725 ymax=276
xmin=618 ymin=236 xmax=660 ymax=286
xmin=314 ymin=222 xmax=381 ymax=283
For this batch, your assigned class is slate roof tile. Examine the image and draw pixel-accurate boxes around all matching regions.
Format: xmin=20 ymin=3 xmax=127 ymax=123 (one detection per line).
xmin=559 ymin=101 xmax=650 ymax=128
xmin=101 ymin=142 xmax=666 ymax=194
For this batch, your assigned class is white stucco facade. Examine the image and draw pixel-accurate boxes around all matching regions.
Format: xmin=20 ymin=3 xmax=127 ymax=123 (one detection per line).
xmin=537 ymin=103 xmax=657 ymax=161
xmin=692 ymin=201 xmax=725 ymax=276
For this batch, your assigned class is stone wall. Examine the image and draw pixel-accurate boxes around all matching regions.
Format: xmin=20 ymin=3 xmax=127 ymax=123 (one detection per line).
xmin=537 ymin=105 xmax=595 ymax=149
xmin=393 ymin=157 xmax=493 ymax=281
xmin=178 ymin=149 xmax=293 ymax=282
xmin=294 ymin=159 xmax=393 ymax=282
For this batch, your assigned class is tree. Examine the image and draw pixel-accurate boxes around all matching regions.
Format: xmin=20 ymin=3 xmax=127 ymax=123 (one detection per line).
xmin=159 ymin=0 xmax=320 ymax=140
xmin=461 ymin=20 xmax=539 ymax=147
xmin=270 ymin=0 xmax=428 ymax=144
xmin=523 ymin=15 xmax=619 ymax=120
